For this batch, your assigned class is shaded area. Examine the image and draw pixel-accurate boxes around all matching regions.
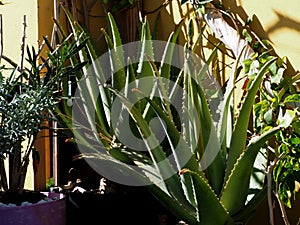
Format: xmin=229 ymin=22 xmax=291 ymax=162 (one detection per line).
xmin=65 ymin=187 xmax=179 ymax=225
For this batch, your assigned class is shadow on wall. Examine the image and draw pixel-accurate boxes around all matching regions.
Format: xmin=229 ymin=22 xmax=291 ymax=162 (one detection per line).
xmin=220 ymin=0 xmax=297 ymax=76
xmin=267 ymin=10 xmax=300 ymax=36
xmin=113 ymin=0 xmax=183 ymax=43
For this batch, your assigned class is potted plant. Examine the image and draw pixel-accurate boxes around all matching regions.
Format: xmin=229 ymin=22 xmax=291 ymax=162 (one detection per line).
xmin=55 ymin=2 xmax=300 ymax=225
xmin=0 ymin=15 xmax=86 ymax=225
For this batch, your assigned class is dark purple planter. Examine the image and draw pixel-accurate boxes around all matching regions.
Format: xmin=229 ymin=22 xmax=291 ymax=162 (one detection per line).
xmin=0 ymin=192 xmax=66 ymax=225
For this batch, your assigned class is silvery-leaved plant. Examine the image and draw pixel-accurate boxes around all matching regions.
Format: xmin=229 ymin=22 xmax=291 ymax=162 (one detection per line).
xmin=0 ymin=71 xmax=55 ymax=154
xmin=0 ymin=31 xmax=86 ymax=194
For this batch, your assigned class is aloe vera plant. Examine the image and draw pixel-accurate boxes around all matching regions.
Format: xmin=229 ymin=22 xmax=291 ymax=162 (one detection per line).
xmin=54 ymin=5 xmax=299 ymax=225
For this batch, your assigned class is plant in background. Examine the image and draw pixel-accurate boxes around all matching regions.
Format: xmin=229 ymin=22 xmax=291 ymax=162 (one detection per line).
xmin=53 ymin=4 xmax=300 ymax=224
xmin=46 ymin=177 xmax=55 ymax=190
xmin=249 ymin=48 xmax=300 ymax=223
xmin=0 ymin=63 xmax=57 ymax=193
xmin=0 ymin=21 xmax=85 ymax=198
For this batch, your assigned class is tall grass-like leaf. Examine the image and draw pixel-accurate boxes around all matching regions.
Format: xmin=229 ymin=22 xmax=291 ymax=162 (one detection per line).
xmin=56 ymin=7 xmax=112 ymax=144
xmin=132 ymin=87 xmax=200 ymax=172
xmin=137 ymin=15 xmax=154 ymax=77
xmin=132 ymin=84 xmax=204 ymax=210
xmin=181 ymin=169 xmax=234 ymax=225
xmin=159 ymin=19 xmax=185 ymax=81
xmin=221 ymin=126 xmax=281 ymax=215
xmin=108 ymin=87 xmax=195 ymax=213
xmin=147 ymin=183 xmax=199 ymax=224
xmin=189 ymin=69 xmax=226 ymax=194
xmin=225 ymin=57 xmax=277 ymax=182
xmin=136 ymin=16 xmax=156 ymax=117
xmin=102 ymin=13 xmax=126 ymax=92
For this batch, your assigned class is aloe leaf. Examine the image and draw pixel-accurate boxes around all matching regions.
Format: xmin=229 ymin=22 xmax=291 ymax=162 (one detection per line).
xmin=86 ymin=59 xmax=112 ymax=135
xmin=193 ymin=76 xmax=213 ymax=156
xmin=137 ymin=15 xmax=154 ymax=77
xmin=77 ymin=152 xmax=155 ymax=185
xmin=151 ymin=12 xmax=161 ymax=40
xmin=106 ymin=12 xmax=122 ymax=45
xmin=51 ymin=16 xmax=68 ymax=40
xmin=219 ymin=57 xmax=238 ymax=144
xmin=148 ymin=56 xmax=175 ymax=121
xmin=57 ymin=7 xmax=106 ymax=123
xmin=278 ymin=73 xmax=300 ymax=101
xmin=221 ymin=126 xmax=281 ymax=215
xmin=159 ymin=19 xmax=185 ymax=81
xmin=74 ymin=72 xmax=111 ymax=145
xmin=108 ymin=147 xmax=135 ymax=165
xmin=60 ymin=6 xmax=82 ymax=39
xmin=147 ymin=183 xmax=199 ymax=225
xmin=190 ymin=73 xmax=226 ymax=194
xmin=125 ymin=59 xmax=138 ymax=97
xmin=181 ymin=169 xmax=234 ymax=225
xmin=136 ymin=16 xmax=156 ymax=116
xmin=80 ymin=47 xmax=111 ymax=135
xmin=219 ymin=44 xmax=254 ymax=152
xmin=179 ymin=62 xmax=204 ymax=206
xmin=54 ymin=106 xmax=100 ymax=148
xmin=134 ymin=83 xmax=202 ymax=207
xmin=134 ymin=88 xmax=200 ymax=171
xmin=225 ymin=57 xmax=277 ymax=181
xmin=112 ymin=58 xmax=144 ymax=149
xmin=70 ymin=52 xmax=111 ymax=139
xmin=76 ymin=31 xmax=112 ymax=134
xmin=182 ymin=63 xmax=203 ymax=156
xmin=109 ymin=87 xmax=195 ymax=212
xmin=101 ymin=27 xmax=114 ymax=50
xmin=101 ymin=13 xmax=126 ymax=92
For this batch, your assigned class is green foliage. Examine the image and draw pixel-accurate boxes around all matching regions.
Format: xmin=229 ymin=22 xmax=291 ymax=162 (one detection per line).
xmin=52 ymin=5 xmax=300 ymax=224
xmin=51 ymin=1 xmax=300 ymax=224
xmin=46 ymin=177 xmax=55 ymax=190
xmin=246 ymin=41 xmax=300 ymax=208
xmin=0 ymin=68 xmax=55 ymax=154
xmin=0 ymin=27 xmax=85 ymax=193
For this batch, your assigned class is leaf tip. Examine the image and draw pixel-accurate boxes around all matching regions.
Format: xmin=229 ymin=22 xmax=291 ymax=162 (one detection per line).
xmin=178 ymin=168 xmax=189 ymax=175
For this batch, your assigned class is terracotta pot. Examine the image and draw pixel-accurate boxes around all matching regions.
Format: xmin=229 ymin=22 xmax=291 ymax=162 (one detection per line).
xmin=0 ymin=192 xmax=66 ymax=225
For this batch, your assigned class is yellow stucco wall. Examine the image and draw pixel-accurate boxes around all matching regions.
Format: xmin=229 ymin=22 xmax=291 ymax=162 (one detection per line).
xmin=1 ymin=0 xmax=38 ymax=65
xmin=222 ymin=0 xmax=300 ymax=72
xmin=144 ymin=0 xmax=300 ymax=75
